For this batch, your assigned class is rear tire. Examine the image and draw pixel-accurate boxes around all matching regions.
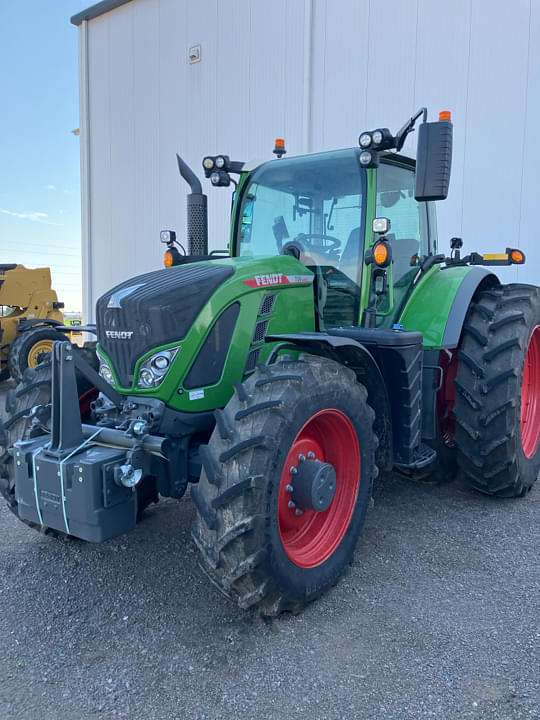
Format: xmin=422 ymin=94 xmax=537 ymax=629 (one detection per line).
xmin=454 ymin=283 xmax=540 ymax=497
xmin=191 ymin=355 xmax=377 ymax=615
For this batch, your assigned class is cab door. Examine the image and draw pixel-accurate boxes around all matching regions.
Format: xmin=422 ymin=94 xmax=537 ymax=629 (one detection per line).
xmin=375 ymin=159 xmax=435 ymax=325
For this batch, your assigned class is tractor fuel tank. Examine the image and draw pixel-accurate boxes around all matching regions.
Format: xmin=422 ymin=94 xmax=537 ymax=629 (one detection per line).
xmin=329 ymin=326 xmax=424 ymax=467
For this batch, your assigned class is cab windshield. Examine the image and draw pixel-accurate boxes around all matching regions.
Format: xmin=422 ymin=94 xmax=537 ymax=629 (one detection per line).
xmin=237 ymin=148 xmax=366 ymax=327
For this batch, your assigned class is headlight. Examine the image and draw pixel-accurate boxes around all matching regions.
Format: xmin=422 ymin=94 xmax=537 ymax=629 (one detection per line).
xmin=359 ymin=150 xmax=374 ymax=165
xmin=359 ymin=132 xmax=372 ymax=148
xmin=98 ymin=357 xmax=115 ymax=385
xmin=139 ymin=368 xmax=155 ymax=388
xmin=371 ymin=130 xmax=383 ymax=146
xmin=137 ymin=347 xmax=180 ymax=389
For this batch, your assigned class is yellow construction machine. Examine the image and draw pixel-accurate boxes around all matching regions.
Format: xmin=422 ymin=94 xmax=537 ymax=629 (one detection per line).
xmin=0 ymin=264 xmax=67 ymax=382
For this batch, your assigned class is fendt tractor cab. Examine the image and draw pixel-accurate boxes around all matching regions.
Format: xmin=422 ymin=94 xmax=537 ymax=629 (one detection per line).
xmin=1 ymin=109 xmax=538 ymax=615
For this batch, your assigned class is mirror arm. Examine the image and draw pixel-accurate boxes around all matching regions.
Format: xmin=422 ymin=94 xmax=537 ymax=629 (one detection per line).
xmin=395 ymin=107 xmax=427 ymax=151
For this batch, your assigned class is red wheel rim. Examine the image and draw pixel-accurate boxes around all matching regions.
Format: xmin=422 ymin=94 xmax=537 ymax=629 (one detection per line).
xmin=437 ymin=350 xmax=458 ymax=447
xmin=278 ymin=408 xmax=361 ymax=568
xmin=521 ymin=325 xmax=540 ymax=458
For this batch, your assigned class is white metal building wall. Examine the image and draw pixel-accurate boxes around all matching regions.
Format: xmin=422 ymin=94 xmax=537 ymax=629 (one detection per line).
xmin=78 ymin=0 xmax=540 ymax=320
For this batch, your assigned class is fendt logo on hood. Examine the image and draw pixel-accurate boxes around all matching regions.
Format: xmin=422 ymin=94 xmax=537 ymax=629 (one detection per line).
xmin=105 ymin=330 xmax=134 ymax=340
xmin=243 ymin=273 xmax=314 ymax=289
xmin=250 ymin=273 xmax=284 ymax=287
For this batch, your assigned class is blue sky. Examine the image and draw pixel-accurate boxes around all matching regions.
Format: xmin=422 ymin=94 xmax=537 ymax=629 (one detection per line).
xmin=0 ymin=1 xmax=86 ymax=311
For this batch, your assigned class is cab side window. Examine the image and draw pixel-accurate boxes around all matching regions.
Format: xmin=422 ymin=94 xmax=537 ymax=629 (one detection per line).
xmin=376 ymin=162 xmax=428 ymax=284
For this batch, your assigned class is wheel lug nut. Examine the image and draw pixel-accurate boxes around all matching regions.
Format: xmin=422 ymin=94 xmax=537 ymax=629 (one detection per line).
xmin=290 ymin=466 xmax=298 ymax=475
xmin=288 ymin=500 xmax=296 ymax=509
xmin=307 ymin=451 xmax=315 ymax=459
xmin=286 ymin=484 xmax=294 ymax=493
xmin=295 ymin=508 xmax=304 ymax=516
xmin=298 ymin=453 xmax=306 ymax=462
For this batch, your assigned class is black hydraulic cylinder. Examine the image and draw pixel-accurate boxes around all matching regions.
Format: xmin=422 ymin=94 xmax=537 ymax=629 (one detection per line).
xmin=81 ymin=425 xmax=166 ymax=455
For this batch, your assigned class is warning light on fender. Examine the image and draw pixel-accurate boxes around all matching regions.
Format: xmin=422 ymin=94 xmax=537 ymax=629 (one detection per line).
xmin=510 ymin=249 xmax=525 ymax=264
xmin=164 ymin=250 xmax=174 ymax=267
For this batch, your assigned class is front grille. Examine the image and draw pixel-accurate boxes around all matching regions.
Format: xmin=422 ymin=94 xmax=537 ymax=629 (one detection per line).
xmin=96 ymin=263 xmax=234 ymax=387
xmin=252 ymin=319 xmax=269 ymax=345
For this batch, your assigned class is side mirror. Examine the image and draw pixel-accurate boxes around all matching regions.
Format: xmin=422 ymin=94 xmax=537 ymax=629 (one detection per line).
xmin=415 ymin=113 xmax=453 ymax=201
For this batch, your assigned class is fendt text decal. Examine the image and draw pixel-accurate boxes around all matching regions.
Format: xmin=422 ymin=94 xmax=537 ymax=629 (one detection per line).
xmin=243 ymin=274 xmax=314 ymax=288
xmin=105 ymin=330 xmax=134 ymax=339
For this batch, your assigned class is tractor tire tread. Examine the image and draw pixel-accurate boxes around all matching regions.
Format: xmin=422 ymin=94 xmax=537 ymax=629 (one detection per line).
xmin=454 ymin=283 xmax=540 ymax=496
xmin=192 ymin=354 xmax=376 ymax=615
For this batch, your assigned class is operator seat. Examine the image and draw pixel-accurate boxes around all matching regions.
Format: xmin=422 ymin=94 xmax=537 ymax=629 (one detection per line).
xmin=392 ymin=237 xmax=420 ymax=281
xmin=339 ymin=227 xmax=362 ymax=276
xmin=340 ymin=227 xmax=419 ymax=282
xmin=339 ymin=227 xmax=394 ymax=280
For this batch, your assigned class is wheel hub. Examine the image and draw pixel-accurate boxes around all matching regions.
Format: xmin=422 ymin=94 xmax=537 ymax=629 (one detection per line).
xmin=278 ymin=408 xmax=361 ymax=568
xmin=290 ymin=457 xmax=336 ymax=512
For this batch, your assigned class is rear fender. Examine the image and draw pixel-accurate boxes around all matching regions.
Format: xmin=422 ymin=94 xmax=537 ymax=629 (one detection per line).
xmin=400 ymin=266 xmax=499 ymax=349
xmin=401 ymin=266 xmax=499 ymax=440
xmin=441 ymin=269 xmax=500 ymax=347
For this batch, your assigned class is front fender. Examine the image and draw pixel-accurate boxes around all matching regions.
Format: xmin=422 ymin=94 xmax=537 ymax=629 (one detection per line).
xmin=266 ymin=332 xmax=393 ymax=471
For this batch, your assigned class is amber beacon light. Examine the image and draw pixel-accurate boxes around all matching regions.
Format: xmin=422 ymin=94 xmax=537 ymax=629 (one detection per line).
xmin=273 ymin=138 xmax=286 ymax=158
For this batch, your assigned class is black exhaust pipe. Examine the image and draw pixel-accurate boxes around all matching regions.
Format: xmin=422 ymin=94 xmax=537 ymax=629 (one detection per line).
xmin=176 ymin=154 xmax=208 ymax=256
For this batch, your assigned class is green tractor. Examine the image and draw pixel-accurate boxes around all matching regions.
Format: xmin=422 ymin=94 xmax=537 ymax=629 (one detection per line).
xmin=1 ymin=108 xmax=538 ymax=615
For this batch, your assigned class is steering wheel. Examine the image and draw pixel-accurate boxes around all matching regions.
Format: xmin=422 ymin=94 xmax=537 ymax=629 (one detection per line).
xmin=294 ymin=233 xmax=341 ymax=252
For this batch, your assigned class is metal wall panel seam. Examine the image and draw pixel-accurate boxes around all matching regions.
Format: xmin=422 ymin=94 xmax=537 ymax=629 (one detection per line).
xmin=516 ymin=0 xmax=532 ymax=282
xmin=302 ymin=0 xmax=313 ymax=153
xmin=79 ymin=20 xmax=93 ymax=322
xmin=458 ymin=0 xmax=473 ymax=239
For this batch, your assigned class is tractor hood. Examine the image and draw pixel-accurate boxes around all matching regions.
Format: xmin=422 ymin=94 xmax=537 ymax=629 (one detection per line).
xmin=95 ymin=255 xmax=316 ymax=405
xmin=96 ymin=263 xmax=235 ymax=386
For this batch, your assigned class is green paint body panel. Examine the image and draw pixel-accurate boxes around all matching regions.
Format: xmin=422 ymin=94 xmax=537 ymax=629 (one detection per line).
xmin=359 ymin=168 xmax=378 ymax=322
xmin=399 ymin=264 xmax=477 ymax=349
xmin=97 ymin=255 xmax=315 ymax=412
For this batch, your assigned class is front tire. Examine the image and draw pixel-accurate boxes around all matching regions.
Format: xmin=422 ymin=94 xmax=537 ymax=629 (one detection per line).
xmin=454 ymin=284 xmax=540 ymax=497
xmin=191 ymin=355 xmax=377 ymax=615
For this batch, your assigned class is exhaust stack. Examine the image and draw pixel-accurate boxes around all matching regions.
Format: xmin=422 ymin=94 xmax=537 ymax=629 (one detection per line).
xmin=176 ymin=154 xmax=208 ymax=256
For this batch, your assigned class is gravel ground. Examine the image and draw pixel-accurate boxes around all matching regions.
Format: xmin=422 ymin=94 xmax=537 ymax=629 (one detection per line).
xmin=0 ymin=384 xmax=538 ymax=720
